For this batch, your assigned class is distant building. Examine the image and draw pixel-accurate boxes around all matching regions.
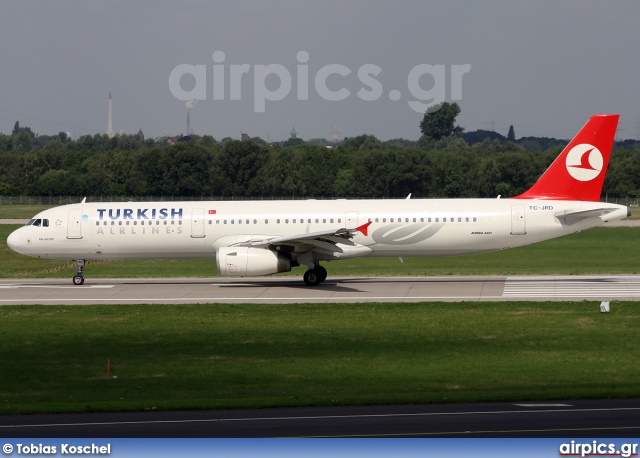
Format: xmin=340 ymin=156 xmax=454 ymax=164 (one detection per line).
xmin=290 ymin=126 xmax=297 ymax=139
xmin=137 ymin=129 xmax=144 ymax=141
xmin=154 ymin=135 xmax=178 ymax=145
xmin=241 ymin=132 xmax=251 ymax=141
xmin=177 ymin=134 xmax=201 ymax=142
xmin=154 ymin=133 xmax=201 ymax=145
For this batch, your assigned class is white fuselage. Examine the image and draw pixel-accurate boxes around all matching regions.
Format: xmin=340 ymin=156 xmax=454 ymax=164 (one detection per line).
xmin=7 ymin=198 xmax=629 ymax=262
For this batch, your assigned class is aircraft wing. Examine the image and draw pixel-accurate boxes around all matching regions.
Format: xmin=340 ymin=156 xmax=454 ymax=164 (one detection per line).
xmin=229 ymin=222 xmax=373 ymax=256
xmin=231 ymin=228 xmax=358 ymax=249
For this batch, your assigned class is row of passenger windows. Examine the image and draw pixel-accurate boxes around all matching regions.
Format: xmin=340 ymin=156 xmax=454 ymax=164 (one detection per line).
xmin=96 ymin=220 xmax=182 ymax=226
xmin=369 ymin=216 xmax=478 ymax=223
xmin=206 ymin=216 xmax=478 ymax=225
xmin=209 ymin=217 xmax=343 ymax=225
xmin=54 ymin=216 xmax=480 ymax=228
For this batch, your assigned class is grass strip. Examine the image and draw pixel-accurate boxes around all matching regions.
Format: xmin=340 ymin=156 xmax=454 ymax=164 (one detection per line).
xmin=1 ymin=302 xmax=639 ymax=415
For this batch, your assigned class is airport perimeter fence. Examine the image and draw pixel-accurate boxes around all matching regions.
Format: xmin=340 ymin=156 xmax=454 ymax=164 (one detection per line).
xmin=0 ymin=195 xmax=639 ymax=207
xmin=0 ymin=195 xmax=363 ymax=205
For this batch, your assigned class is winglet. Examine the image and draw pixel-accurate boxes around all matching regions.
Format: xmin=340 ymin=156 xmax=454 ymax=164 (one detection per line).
xmin=356 ymin=221 xmax=372 ymax=236
xmin=513 ymin=114 xmax=619 ymax=201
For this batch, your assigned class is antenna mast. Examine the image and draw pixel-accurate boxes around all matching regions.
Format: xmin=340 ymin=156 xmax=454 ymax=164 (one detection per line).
xmin=107 ymin=93 xmax=114 ymax=138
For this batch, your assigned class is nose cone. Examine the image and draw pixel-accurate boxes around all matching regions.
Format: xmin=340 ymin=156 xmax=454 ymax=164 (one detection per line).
xmin=7 ymin=229 xmax=23 ymax=254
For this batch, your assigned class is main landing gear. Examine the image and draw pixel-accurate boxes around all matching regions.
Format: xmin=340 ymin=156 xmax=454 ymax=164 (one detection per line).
xmin=72 ymin=259 xmax=85 ymax=285
xmin=303 ymin=264 xmax=327 ymax=286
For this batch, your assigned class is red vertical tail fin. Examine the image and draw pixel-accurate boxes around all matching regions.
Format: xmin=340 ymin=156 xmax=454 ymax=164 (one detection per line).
xmin=513 ymin=114 xmax=619 ymax=201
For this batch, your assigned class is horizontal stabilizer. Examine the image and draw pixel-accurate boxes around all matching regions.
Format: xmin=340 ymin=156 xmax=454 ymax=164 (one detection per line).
xmin=555 ymin=208 xmax=616 ymax=225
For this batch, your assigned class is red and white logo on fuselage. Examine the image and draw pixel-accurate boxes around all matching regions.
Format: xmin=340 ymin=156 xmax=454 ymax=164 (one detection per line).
xmin=565 ymin=143 xmax=603 ymax=182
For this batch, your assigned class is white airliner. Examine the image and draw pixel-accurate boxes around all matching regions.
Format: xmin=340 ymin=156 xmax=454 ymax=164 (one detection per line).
xmin=7 ymin=114 xmax=629 ymax=286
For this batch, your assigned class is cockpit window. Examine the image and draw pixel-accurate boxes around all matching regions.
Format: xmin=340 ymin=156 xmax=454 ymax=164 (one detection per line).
xmin=26 ymin=219 xmax=48 ymax=227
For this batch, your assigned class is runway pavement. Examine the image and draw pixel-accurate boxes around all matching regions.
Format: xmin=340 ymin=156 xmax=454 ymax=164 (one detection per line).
xmin=1 ymin=398 xmax=640 ymax=437
xmin=1 ymin=275 xmax=640 ymax=304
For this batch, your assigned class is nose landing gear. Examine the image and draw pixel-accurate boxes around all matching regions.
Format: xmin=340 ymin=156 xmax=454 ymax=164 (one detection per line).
xmin=72 ymin=259 xmax=85 ymax=285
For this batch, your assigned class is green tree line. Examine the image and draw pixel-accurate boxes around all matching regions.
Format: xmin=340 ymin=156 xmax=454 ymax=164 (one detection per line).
xmin=1 ymin=118 xmax=639 ymax=199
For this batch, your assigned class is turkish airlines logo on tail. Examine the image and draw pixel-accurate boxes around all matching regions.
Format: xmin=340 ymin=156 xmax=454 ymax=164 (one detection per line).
xmin=565 ymin=143 xmax=603 ymax=182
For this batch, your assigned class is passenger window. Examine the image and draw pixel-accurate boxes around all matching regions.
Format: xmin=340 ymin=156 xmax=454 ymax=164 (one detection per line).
xmin=96 ymin=221 xmax=100 ymax=226
xmin=390 ymin=218 xmax=394 ymax=223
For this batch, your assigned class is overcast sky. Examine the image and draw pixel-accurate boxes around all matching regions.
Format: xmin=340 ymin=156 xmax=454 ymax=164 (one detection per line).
xmin=1 ymin=1 xmax=639 ymax=141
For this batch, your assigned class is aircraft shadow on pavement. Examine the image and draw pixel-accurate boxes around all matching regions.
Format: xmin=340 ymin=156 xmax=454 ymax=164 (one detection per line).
xmin=217 ymin=280 xmax=364 ymax=293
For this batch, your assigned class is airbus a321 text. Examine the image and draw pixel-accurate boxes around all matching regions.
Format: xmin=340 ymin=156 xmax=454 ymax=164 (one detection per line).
xmin=8 ymin=114 xmax=630 ymax=286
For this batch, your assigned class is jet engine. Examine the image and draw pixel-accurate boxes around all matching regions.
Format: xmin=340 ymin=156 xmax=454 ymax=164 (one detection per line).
xmin=216 ymin=247 xmax=292 ymax=277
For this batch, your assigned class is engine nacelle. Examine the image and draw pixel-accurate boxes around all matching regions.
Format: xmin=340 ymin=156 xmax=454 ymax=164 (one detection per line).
xmin=216 ymin=247 xmax=292 ymax=277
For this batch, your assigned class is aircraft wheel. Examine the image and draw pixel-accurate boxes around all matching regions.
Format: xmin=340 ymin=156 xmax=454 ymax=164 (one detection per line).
xmin=303 ymin=269 xmax=321 ymax=286
xmin=73 ymin=275 xmax=84 ymax=286
xmin=316 ymin=265 xmax=328 ymax=283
